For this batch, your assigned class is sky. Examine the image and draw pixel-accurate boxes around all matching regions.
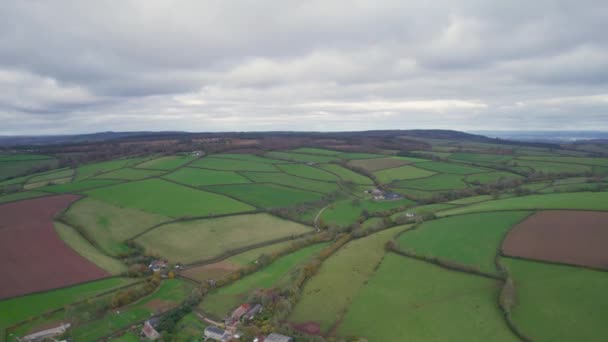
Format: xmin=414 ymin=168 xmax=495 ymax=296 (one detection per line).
xmin=0 ymin=1 xmax=607 ymax=135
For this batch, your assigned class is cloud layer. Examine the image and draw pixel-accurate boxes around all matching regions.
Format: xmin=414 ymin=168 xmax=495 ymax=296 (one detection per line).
xmin=0 ymin=0 xmax=607 ymax=134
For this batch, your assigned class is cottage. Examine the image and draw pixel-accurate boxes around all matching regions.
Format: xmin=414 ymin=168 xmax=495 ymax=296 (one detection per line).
xmin=141 ymin=320 xmax=161 ymax=340
xmin=204 ymin=326 xmax=231 ymax=342
xmin=230 ymin=303 xmax=250 ymax=321
xmin=243 ymin=303 xmax=263 ymax=320
xmin=148 ymin=260 xmax=168 ymax=272
xmin=265 ymin=333 xmax=294 ymax=342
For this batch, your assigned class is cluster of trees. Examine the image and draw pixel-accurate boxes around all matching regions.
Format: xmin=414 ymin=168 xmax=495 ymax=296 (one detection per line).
xmin=155 ymin=287 xmax=204 ymax=339
xmin=111 ymin=273 xmax=161 ymax=308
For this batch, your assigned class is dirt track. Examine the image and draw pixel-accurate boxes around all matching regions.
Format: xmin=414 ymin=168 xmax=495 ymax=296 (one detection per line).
xmin=502 ymin=210 xmax=608 ymax=269
xmin=0 ymin=195 xmax=110 ymax=299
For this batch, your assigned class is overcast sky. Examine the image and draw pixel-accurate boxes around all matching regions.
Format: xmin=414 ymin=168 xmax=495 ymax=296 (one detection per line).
xmin=0 ymin=1 xmax=607 ymax=135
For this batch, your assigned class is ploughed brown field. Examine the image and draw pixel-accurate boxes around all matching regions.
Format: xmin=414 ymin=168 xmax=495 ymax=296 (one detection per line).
xmin=502 ymin=210 xmax=608 ymax=269
xmin=0 ymin=195 xmax=110 ymax=299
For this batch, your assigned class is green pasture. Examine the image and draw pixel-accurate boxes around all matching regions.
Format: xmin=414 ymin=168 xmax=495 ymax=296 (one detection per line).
xmin=75 ymin=159 xmax=142 ymax=181
xmin=374 ymin=165 xmax=436 ymax=183
xmin=241 ymin=171 xmax=339 ymax=194
xmin=0 ymin=154 xmax=53 ymax=161
xmin=205 ymin=183 xmax=323 ymax=208
xmin=390 ymin=203 xmax=456 ymax=220
xmin=415 ymin=161 xmax=490 ymax=174
xmin=211 ymin=154 xmax=282 ymax=164
xmin=201 ymin=243 xmax=328 ymax=318
xmin=85 ymin=179 xmax=253 ymax=218
xmin=0 ymin=158 xmax=59 ymax=181
xmin=503 ymin=258 xmax=608 ymax=342
xmin=449 ymin=153 xmax=514 ymax=164
xmin=265 ymin=151 xmax=338 ymax=163
xmin=398 ymin=211 xmax=531 ymax=274
xmin=136 ymin=213 xmax=312 ymax=264
xmin=290 ymin=226 xmax=406 ymax=332
xmin=164 ymin=167 xmax=251 ymax=187
xmin=191 ymin=157 xmax=278 ymax=172
xmin=438 ymin=191 xmax=608 ymax=216
xmin=291 ymin=147 xmax=341 ymax=155
xmin=63 ymin=198 xmax=169 ymax=255
xmin=136 ymin=155 xmax=195 ymax=170
xmin=277 ymin=163 xmax=339 ymax=181
xmin=23 ymin=177 xmax=72 ymax=190
xmin=348 ymin=157 xmax=410 ymax=172
xmin=26 ymin=168 xmax=74 ymax=183
xmin=338 ymin=254 xmax=516 ymax=341
xmin=337 ymin=152 xmax=385 ymax=160
xmin=392 ymin=173 xmax=468 ymax=190
xmin=317 ymin=164 xmax=374 ymax=184
xmin=92 ymin=167 xmax=164 ymax=180
xmin=517 ymin=156 xmax=608 ymax=167
xmin=321 ymin=198 xmax=414 ymax=227
xmin=465 ymin=171 xmax=523 ymax=185
xmin=511 ymin=160 xmax=591 ymax=174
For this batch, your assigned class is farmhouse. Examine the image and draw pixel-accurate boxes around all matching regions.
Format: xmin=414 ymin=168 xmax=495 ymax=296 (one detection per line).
xmin=204 ymin=326 xmax=231 ymax=341
xmin=230 ymin=303 xmax=250 ymax=321
xmin=243 ymin=303 xmax=263 ymax=320
xmin=148 ymin=259 xmax=168 ymax=272
xmin=141 ymin=319 xmax=161 ymax=340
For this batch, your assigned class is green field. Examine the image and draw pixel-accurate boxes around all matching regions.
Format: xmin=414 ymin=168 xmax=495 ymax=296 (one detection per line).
xmin=374 ymin=165 xmax=436 ymax=183
xmin=348 ymin=157 xmax=410 ymax=172
xmin=0 ymin=154 xmax=54 ymax=161
xmin=503 ymin=258 xmax=608 ymax=342
xmin=69 ymin=279 xmax=193 ymax=342
xmin=465 ymin=171 xmax=523 ymax=185
xmin=317 ymin=164 xmax=374 ymax=184
xmin=337 ymin=152 xmax=385 ymax=160
xmin=265 ymin=151 xmax=338 ymax=163
xmin=0 ymin=191 xmax=47 ymax=204
xmin=0 ymin=158 xmax=59 ymax=181
xmin=397 ymin=211 xmax=531 ymax=274
xmin=40 ymin=179 xmax=122 ymax=193
xmin=108 ymin=332 xmax=140 ymax=342
xmin=164 ymin=167 xmax=251 ymax=187
xmin=449 ymin=153 xmax=514 ymax=164
xmin=511 ymin=160 xmax=592 ymax=174
xmin=415 ymin=161 xmax=490 ymax=174
xmin=26 ymin=168 xmax=74 ymax=183
xmin=290 ymin=226 xmax=406 ymax=332
xmin=54 ymin=222 xmax=127 ymax=274
xmin=392 ymin=173 xmax=468 ymax=190
xmin=136 ymin=155 xmax=195 ymax=170
xmin=0 ymin=278 xmax=135 ymax=341
xmin=63 ymin=198 xmax=169 ymax=255
xmin=277 ymin=163 xmax=339 ymax=181
xmin=75 ymin=159 xmax=142 ymax=181
xmin=390 ymin=203 xmax=457 ymax=220
xmin=211 ymin=154 xmax=284 ymax=164
xmin=172 ymin=312 xmax=207 ymax=341
xmin=338 ymin=254 xmax=516 ymax=341
xmin=322 ymin=198 xmax=415 ymax=227
xmin=200 ymin=243 xmax=328 ymax=318
xmin=292 ymin=147 xmax=342 ymax=155
xmin=85 ymin=179 xmax=253 ymax=218
xmin=517 ymin=156 xmax=608 ymax=167
xmin=205 ymin=183 xmax=323 ymax=208
xmin=438 ymin=191 xmax=608 ymax=216
xmin=136 ymin=214 xmax=312 ymax=264
xmin=191 ymin=157 xmax=278 ymax=172
xmin=241 ymin=171 xmax=339 ymax=194
xmin=92 ymin=167 xmax=165 ymax=180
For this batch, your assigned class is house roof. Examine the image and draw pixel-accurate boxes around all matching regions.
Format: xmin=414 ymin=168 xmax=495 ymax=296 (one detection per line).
xmin=142 ymin=321 xmax=160 ymax=339
xmin=205 ymin=326 xmax=225 ymax=335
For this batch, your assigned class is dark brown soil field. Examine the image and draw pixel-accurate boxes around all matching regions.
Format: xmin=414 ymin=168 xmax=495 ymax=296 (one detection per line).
xmin=0 ymin=195 xmax=110 ymax=299
xmin=502 ymin=210 xmax=608 ymax=269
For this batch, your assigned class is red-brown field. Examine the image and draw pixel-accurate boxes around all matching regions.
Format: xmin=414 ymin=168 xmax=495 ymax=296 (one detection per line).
xmin=502 ymin=210 xmax=608 ymax=269
xmin=0 ymin=195 xmax=110 ymax=299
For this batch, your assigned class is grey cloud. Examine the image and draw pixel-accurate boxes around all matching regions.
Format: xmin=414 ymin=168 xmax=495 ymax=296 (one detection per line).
xmin=0 ymin=0 xmax=607 ymax=134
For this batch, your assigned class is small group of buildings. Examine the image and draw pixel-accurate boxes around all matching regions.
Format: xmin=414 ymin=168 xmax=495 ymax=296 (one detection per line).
xmin=18 ymin=323 xmax=70 ymax=342
xmin=148 ymin=259 xmax=168 ymax=273
xmin=367 ymin=188 xmax=404 ymax=201
xmin=141 ymin=318 xmax=161 ymax=340
xmin=225 ymin=303 xmax=263 ymax=326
